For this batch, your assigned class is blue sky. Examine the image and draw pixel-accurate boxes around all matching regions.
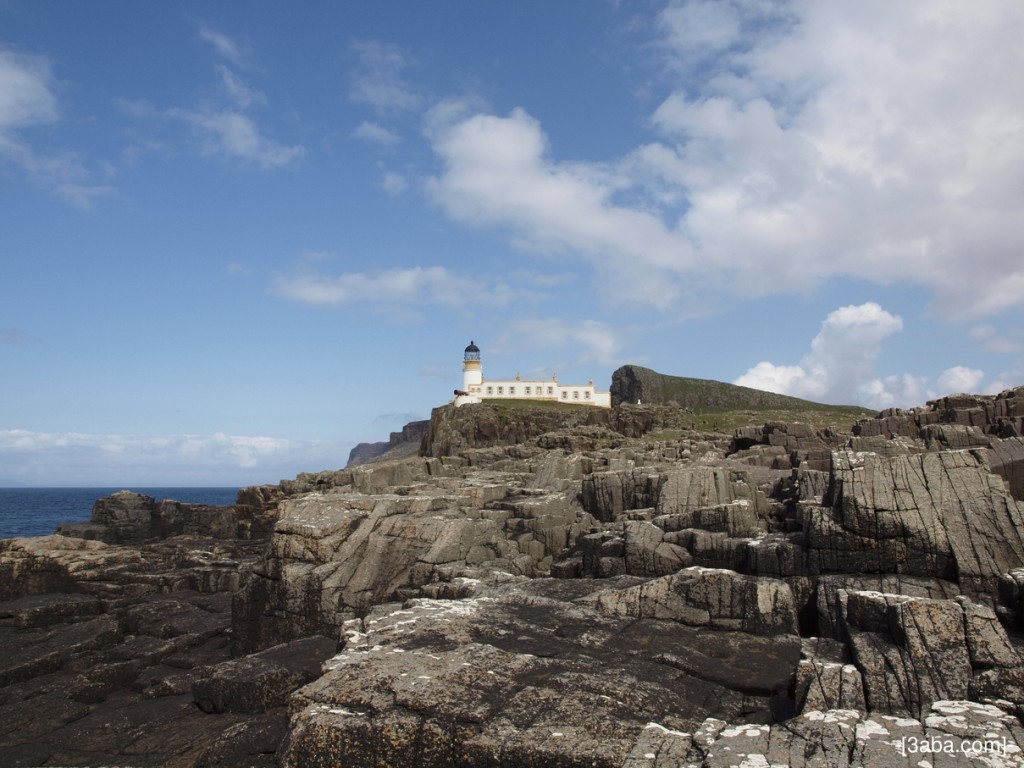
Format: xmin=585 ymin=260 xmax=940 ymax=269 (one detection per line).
xmin=2 ymin=1 xmax=1022 ymax=486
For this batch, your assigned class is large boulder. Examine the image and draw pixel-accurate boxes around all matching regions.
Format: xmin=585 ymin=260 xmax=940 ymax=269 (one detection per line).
xmin=821 ymin=449 xmax=1024 ymax=596
xmin=232 ymin=476 xmax=585 ymax=652
xmin=83 ymin=490 xmax=156 ymax=543
xmin=589 ymin=566 xmax=800 ymax=636
xmin=0 ymin=535 xmax=143 ymax=599
xmin=833 ymin=590 xmax=1024 ymax=717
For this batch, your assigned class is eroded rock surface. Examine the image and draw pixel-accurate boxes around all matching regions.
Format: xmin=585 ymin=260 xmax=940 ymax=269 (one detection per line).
xmin=0 ymin=491 xmax=300 ymax=767
xmin=5 ymin=394 xmax=1024 ymax=766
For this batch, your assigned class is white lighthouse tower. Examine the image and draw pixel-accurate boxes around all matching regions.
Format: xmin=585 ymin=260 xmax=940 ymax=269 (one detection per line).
xmin=463 ymin=340 xmax=482 ymax=391
xmin=453 ymin=340 xmax=483 ymax=406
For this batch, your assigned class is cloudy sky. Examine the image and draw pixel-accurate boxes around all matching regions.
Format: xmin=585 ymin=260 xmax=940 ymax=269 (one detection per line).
xmin=2 ymin=1 xmax=1022 ymax=486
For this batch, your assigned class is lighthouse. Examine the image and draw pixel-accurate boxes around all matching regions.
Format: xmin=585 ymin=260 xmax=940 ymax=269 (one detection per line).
xmin=452 ymin=340 xmax=611 ymax=408
xmin=463 ymin=340 xmax=482 ymax=391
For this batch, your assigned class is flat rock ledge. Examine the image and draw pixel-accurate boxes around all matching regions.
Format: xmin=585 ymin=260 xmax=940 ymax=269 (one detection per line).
xmin=280 ymin=576 xmax=1024 ymax=767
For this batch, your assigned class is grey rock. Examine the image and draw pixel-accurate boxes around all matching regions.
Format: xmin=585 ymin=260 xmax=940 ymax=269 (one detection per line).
xmin=794 ymin=658 xmax=866 ymax=712
xmin=988 ymin=436 xmax=1024 ymax=501
xmin=89 ymin=490 xmax=156 ymax=542
xmin=581 ymin=468 xmax=662 ymax=522
xmin=808 ymin=449 xmax=1024 ymax=596
xmin=589 ymin=566 xmax=800 ymax=636
xmin=193 ymin=635 xmax=336 ymax=714
xmin=834 ymin=590 xmax=1024 ymax=717
xmin=280 ymin=577 xmax=801 ymax=767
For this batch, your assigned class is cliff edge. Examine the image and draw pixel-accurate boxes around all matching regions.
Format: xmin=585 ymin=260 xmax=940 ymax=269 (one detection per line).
xmin=3 ymin=380 xmax=1024 ymax=766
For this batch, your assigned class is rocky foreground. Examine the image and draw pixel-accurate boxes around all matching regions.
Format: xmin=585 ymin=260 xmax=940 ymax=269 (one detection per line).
xmin=3 ymin=389 xmax=1024 ymax=766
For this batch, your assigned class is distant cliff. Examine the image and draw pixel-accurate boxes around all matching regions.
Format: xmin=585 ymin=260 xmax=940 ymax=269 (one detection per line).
xmin=345 ymin=419 xmax=430 ymax=467
xmin=612 ymin=364 xmax=850 ymax=410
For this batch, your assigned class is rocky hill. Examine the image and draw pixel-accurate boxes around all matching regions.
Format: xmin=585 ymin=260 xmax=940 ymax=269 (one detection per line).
xmin=346 ymin=419 xmax=430 ymax=467
xmin=611 ymin=364 xmax=869 ymax=417
xmin=3 ymin=384 xmax=1024 ymax=766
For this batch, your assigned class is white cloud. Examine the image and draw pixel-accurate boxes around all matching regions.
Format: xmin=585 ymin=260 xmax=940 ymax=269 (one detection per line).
xmin=173 ymin=108 xmax=303 ymax=168
xmin=0 ymin=49 xmax=111 ymax=206
xmin=427 ymin=108 xmax=695 ymax=309
xmin=216 ymin=64 xmax=265 ymax=109
xmin=733 ymin=302 xmax=1002 ymax=408
xmin=274 ymin=265 xmax=507 ymax=310
xmin=0 ymin=49 xmax=57 ymax=132
xmin=652 ymin=0 xmax=1024 ymax=315
xmin=734 ymin=302 xmax=904 ymax=405
xmin=988 ymin=371 xmax=1024 ymax=395
xmin=936 ymin=366 xmax=985 ymax=394
xmin=0 ymin=429 xmax=347 ymax=486
xmin=56 ymin=182 xmax=116 ymax=209
xmin=352 ymin=120 xmax=401 ymax=146
xmin=122 ymin=29 xmax=303 ymax=170
xmin=379 ymin=170 xmax=407 ymax=195
xmin=198 ymin=25 xmax=246 ymax=67
xmin=861 ymin=373 xmax=931 ymax=410
xmin=969 ymin=324 xmax=1023 ymax=354
xmin=733 ymin=362 xmax=807 ymax=397
xmin=349 ymin=40 xmax=423 ymax=112
xmin=499 ymin=318 xmax=625 ymax=368
xmin=425 ymin=2 xmax=1024 ymax=319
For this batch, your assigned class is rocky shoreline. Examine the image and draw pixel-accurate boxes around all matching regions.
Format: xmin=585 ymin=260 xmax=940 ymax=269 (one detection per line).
xmin=3 ymin=388 xmax=1024 ymax=766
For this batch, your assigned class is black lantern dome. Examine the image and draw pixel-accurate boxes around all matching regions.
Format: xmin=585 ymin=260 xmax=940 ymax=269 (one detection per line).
xmin=464 ymin=340 xmax=481 ymax=362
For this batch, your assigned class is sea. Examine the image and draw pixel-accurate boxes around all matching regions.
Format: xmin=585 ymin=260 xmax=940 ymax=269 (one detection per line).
xmin=0 ymin=487 xmax=240 ymax=540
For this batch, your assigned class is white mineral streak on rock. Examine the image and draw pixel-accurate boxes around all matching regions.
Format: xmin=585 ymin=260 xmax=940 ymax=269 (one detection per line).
xmin=856 ymin=719 xmax=890 ymax=739
xmin=720 ymin=724 xmax=769 ymax=739
xmin=644 ymin=722 xmax=690 ymax=738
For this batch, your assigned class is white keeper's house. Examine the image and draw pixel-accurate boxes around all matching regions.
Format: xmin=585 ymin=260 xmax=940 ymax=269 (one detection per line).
xmin=453 ymin=341 xmax=611 ymax=408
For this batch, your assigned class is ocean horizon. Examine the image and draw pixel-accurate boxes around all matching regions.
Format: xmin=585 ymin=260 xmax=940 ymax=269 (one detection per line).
xmin=0 ymin=487 xmax=241 ymax=540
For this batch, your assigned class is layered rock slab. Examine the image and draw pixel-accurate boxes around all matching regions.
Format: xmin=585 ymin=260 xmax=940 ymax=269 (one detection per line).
xmin=281 ymin=577 xmax=1024 ymax=767
xmin=281 ymin=576 xmax=802 ymax=767
xmin=749 ymin=448 xmax=1024 ymax=598
xmin=233 ymin=469 xmax=591 ymax=653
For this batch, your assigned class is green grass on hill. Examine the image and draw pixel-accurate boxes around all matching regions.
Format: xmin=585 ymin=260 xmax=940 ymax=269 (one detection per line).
xmin=481 ymin=397 xmax=871 ymax=433
xmin=613 ymin=365 xmax=873 ymax=431
xmin=684 ymin=405 xmax=874 ymax=432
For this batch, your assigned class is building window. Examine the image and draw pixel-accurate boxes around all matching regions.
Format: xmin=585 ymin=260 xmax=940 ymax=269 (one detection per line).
xmin=525 ymin=386 xmax=531 ymax=395
xmin=497 ymin=386 xmax=504 ymax=395
xmin=573 ymin=391 xmax=579 ymax=399
xmin=486 ymin=386 xmax=493 ymax=395
xmin=509 ymin=386 xmax=516 ymax=396
xmin=547 ymin=386 xmax=554 ymax=395
xmin=561 ymin=391 xmax=568 ymax=399
xmin=584 ymin=391 xmax=591 ymax=399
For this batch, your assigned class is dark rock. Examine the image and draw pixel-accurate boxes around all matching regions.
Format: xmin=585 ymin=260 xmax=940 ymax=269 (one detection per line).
xmin=193 ymin=711 xmax=288 ymax=768
xmin=822 ymin=449 xmax=1024 ymax=596
xmin=193 ymin=635 xmax=336 ymax=714
xmin=0 ymin=593 xmax=104 ymax=628
xmin=0 ymin=490 xmax=287 ymax=767
xmin=88 ymin=490 xmax=156 ymax=542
